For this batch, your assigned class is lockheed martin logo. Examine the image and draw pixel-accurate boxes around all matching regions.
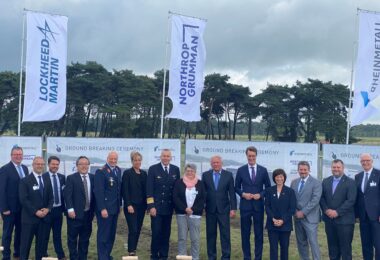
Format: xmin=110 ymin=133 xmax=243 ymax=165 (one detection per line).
xmin=37 ymin=20 xmax=57 ymax=42
xmin=361 ymin=91 xmax=370 ymax=107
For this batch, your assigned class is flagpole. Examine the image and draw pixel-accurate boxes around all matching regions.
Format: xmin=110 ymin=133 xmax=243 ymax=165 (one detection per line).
xmin=346 ymin=8 xmax=360 ymax=144
xmin=160 ymin=12 xmax=171 ymax=139
xmin=18 ymin=10 xmax=26 ymax=137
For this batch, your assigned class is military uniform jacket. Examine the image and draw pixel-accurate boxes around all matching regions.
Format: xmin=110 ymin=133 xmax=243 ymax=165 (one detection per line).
xmin=94 ymin=164 xmax=122 ymax=215
xmin=146 ymin=163 xmax=180 ymax=215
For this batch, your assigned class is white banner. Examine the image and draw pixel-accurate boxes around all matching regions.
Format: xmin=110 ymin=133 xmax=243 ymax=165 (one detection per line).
xmin=167 ymin=14 xmax=207 ymax=122
xmin=0 ymin=136 xmax=42 ymax=171
xmin=186 ymin=140 xmax=319 ymax=185
xmin=322 ymin=144 xmax=380 ymax=179
xmin=23 ymin=11 xmax=68 ymax=122
xmin=46 ymin=137 xmax=181 ymax=176
xmin=351 ymin=10 xmax=380 ymax=126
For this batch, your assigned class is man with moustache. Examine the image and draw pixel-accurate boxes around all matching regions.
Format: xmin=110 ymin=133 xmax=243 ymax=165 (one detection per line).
xmin=147 ymin=149 xmax=180 ymax=260
xmin=355 ymin=153 xmax=380 ymax=260
xmin=0 ymin=146 xmax=29 ymax=260
xmin=64 ymin=156 xmax=95 ymax=260
xmin=42 ymin=156 xmax=67 ymax=260
xmin=19 ymin=156 xmax=53 ymax=260
xmin=94 ymin=151 xmax=122 ymax=260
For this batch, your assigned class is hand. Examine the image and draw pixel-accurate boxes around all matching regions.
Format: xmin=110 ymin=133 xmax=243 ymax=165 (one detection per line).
xmin=295 ymin=210 xmax=305 ymax=219
xmin=101 ymin=209 xmax=108 ymax=218
xmin=40 ymin=208 xmax=49 ymax=217
xmin=230 ymin=210 xmax=236 ymax=218
xmin=242 ymin=193 xmax=253 ymax=200
xmin=127 ymin=206 xmax=135 ymax=214
xmin=35 ymin=210 xmax=44 ymax=218
xmin=325 ymin=209 xmax=337 ymax=219
xmin=150 ymin=208 xmax=157 ymax=217
xmin=185 ymin=208 xmax=193 ymax=215
xmin=2 ymin=210 xmax=11 ymax=216
xmin=68 ymin=211 xmax=76 ymax=219
xmin=252 ymin=193 xmax=261 ymax=200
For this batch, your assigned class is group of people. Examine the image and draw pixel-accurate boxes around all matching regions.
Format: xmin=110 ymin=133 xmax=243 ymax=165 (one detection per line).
xmin=0 ymin=145 xmax=379 ymax=260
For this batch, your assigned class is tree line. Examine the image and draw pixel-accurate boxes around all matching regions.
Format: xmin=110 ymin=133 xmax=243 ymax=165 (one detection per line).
xmin=0 ymin=61 xmax=358 ymax=143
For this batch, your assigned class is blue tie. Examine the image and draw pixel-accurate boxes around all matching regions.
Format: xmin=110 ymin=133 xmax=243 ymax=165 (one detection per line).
xmin=214 ymin=172 xmax=220 ymax=189
xmin=38 ymin=176 xmax=44 ymax=197
xmin=299 ymin=180 xmax=305 ymax=193
xmin=17 ymin=165 xmax=24 ymax=178
xmin=52 ymin=174 xmax=59 ymax=205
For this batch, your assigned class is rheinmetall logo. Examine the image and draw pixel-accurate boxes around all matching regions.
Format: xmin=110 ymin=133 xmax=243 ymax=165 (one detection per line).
xmin=37 ymin=20 xmax=58 ymax=42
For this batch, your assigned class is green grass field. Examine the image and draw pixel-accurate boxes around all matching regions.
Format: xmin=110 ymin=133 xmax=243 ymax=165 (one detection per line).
xmin=0 ymin=213 xmax=362 ymax=259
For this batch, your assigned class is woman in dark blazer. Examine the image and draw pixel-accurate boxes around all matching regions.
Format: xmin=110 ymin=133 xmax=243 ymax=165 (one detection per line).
xmin=265 ymin=168 xmax=296 ymax=260
xmin=173 ymin=163 xmax=205 ymax=260
xmin=121 ymin=151 xmax=147 ymax=256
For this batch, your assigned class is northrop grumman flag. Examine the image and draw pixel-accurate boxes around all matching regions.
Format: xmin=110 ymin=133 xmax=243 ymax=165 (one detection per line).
xmin=351 ymin=10 xmax=380 ymax=126
xmin=167 ymin=14 xmax=206 ymax=122
xmin=23 ymin=11 xmax=67 ymax=122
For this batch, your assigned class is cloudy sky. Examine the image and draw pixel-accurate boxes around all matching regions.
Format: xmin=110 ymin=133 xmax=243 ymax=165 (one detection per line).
xmin=1 ymin=0 xmax=380 ymax=123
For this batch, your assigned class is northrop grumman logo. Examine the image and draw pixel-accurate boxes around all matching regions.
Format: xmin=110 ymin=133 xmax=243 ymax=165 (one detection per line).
xmin=361 ymin=91 xmax=370 ymax=107
xmin=37 ymin=20 xmax=57 ymax=42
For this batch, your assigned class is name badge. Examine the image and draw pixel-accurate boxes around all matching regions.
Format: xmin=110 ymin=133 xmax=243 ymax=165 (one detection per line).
xmin=370 ymin=181 xmax=377 ymax=187
xmin=33 ymin=185 xmax=39 ymax=191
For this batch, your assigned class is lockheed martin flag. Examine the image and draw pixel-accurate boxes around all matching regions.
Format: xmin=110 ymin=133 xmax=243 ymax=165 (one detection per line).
xmin=23 ymin=11 xmax=67 ymax=122
xmin=351 ymin=10 xmax=380 ymax=126
xmin=166 ymin=14 xmax=206 ymax=122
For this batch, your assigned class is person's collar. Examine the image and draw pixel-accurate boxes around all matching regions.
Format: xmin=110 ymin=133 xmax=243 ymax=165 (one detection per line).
xmin=33 ymin=172 xmax=43 ymax=179
xmin=364 ymin=168 xmax=373 ymax=174
xmin=301 ymin=175 xmax=310 ymax=182
xmin=49 ymin=171 xmax=58 ymax=176
xmin=107 ymin=163 xmax=114 ymax=170
xmin=161 ymin=163 xmax=169 ymax=169
xmin=12 ymin=162 xmax=21 ymax=168
xmin=248 ymin=164 xmax=257 ymax=168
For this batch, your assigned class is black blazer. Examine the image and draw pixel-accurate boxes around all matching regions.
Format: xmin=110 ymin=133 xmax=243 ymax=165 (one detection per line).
xmin=19 ymin=173 xmax=54 ymax=224
xmin=0 ymin=162 xmax=29 ymax=213
xmin=121 ymin=167 xmax=147 ymax=207
xmin=355 ymin=168 xmax=380 ymax=221
xmin=320 ymin=174 xmax=357 ymax=224
xmin=64 ymin=172 xmax=95 ymax=220
xmin=202 ymin=169 xmax=237 ymax=214
xmin=265 ymin=185 xmax=296 ymax=232
xmin=235 ymin=164 xmax=271 ymax=212
xmin=43 ymin=172 xmax=66 ymax=212
xmin=173 ymin=179 xmax=205 ymax=216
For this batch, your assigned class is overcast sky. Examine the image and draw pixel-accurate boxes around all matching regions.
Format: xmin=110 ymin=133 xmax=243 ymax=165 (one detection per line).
xmin=1 ymin=0 xmax=380 ymax=122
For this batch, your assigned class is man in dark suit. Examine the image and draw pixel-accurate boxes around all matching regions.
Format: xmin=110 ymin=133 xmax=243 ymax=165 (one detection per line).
xmin=42 ymin=156 xmax=66 ymax=260
xmin=64 ymin=156 xmax=95 ymax=260
xmin=94 ymin=151 xmax=122 ymax=260
xmin=355 ymin=153 xmax=380 ymax=260
xmin=320 ymin=159 xmax=357 ymax=260
xmin=146 ymin=149 xmax=180 ymax=260
xmin=202 ymin=155 xmax=237 ymax=260
xmin=19 ymin=156 xmax=53 ymax=260
xmin=235 ymin=146 xmax=270 ymax=260
xmin=0 ymin=146 xmax=29 ymax=260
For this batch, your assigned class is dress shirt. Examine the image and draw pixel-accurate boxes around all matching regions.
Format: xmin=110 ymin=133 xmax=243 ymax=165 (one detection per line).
xmin=361 ymin=168 xmax=372 ymax=193
xmin=49 ymin=171 xmax=62 ymax=207
xmin=298 ymin=175 xmax=310 ymax=192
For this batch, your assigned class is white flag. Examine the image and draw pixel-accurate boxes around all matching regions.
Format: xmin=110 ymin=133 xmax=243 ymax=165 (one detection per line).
xmin=166 ymin=14 xmax=207 ymax=122
xmin=23 ymin=11 xmax=68 ymax=122
xmin=351 ymin=11 xmax=380 ymax=126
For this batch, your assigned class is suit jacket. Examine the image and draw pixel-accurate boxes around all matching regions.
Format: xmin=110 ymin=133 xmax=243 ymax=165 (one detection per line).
xmin=265 ymin=185 xmax=296 ymax=232
xmin=94 ymin=164 xmax=122 ymax=215
xmin=320 ymin=174 xmax=357 ymax=225
xmin=42 ymin=171 xmax=66 ymax=212
xmin=64 ymin=172 xmax=95 ymax=220
xmin=235 ymin=164 xmax=271 ymax=212
xmin=172 ymin=179 xmax=205 ymax=216
xmin=355 ymin=168 xmax=380 ymax=221
xmin=0 ymin=161 xmax=29 ymax=213
xmin=290 ymin=175 xmax=322 ymax=223
xmin=202 ymin=169 xmax=237 ymax=214
xmin=146 ymin=163 xmax=180 ymax=215
xmin=19 ymin=173 xmax=54 ymax=224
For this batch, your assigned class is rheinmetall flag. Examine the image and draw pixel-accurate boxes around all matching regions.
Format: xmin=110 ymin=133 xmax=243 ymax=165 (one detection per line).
xmin=167 ymin=14 xmax=206 ymax=122
xmin=23 ymin=11 xmax=67 ymax=122
xmin=351 ymin=10 xmax=380 ymax=126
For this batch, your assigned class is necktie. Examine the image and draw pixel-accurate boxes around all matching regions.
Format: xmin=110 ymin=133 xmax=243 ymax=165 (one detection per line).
xmin=332 ymin=178 xmax=339 ymax=194
xmin=299 ymin=180 xmax=305 ymax=193
xmin=83 ymin=175 xmax=90 ymax=211
xmin=214 ymin=172 xmax=220 ymax=189
xmin=363 ymin=172 xmax=369 ymax=193
xmin=164 ymin=166 xmax=169 ymax=175
xmin=38 ymin=175 xmax=44 ymax=197
xmin=251 ymin=167 xmax=256 ymax=183
xmin=52 ymin=174 xmax=60 ymax=205
xmin=17 ymin=165 xmax=23 ymax=178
